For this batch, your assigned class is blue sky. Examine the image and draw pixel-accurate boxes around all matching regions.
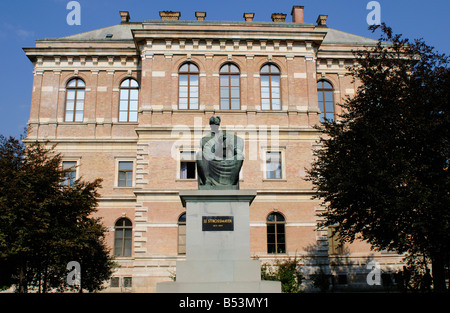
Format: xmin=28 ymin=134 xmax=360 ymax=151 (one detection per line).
xmin=0 ymin=0 xmax=448 ymax=138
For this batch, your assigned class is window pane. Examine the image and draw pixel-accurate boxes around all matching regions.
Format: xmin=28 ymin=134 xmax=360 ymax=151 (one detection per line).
xmin=77 ymin=90 xmax=85 ymax=100
xmin=179 ymin=86 xmax=188 ymax=98
xmin=261 ymin=87 xmax=270 ymax=99
xmin=121 ymin=79 xmax=130 ymax=88
xmin=320 ymin=113 xmax=326 ymax=123
xmin=180 ymin=151 xmax=195 ymax=161
xmin=67 ymin=79 xmax=77 ymax=87
xmin=261 ymin=65 xmax=270 ymax=73
xmin=75 ymin=111 xmax=83 ymax=122
xmin=129 ymin=111 xmax=138 ymax=122
xmin=231 ymin=99 xmax=240 ymax=110
xmin=271 ymin=87 xmax=280 ymax=99
xmin=229 ymin=64 xmax=239 ymax=73
xmin=267 ymin=152 xmax=281 ymax=161
xmin=76 ymin=80 xmax=85 ymax=87
xmin=326 ymin=102 xmax=334 ymax=114
xmin=120 ymin=89 xmax=129 ymax=101
xmin=179 ymin=64 xmax=189 ymax=72
xmin=76 ymin=100 xmax=84 ymax=110
xmin=65 ymin=111 xmax=73 ymax=122
xmin=130 ymin=100 xmax=138 ymax=111
xmin=324 ymin=91 xmax=333 ymax=102
xmin=186 ymin=162 xmax=196 ymax=179
xmin=66 ymin=100 xmax=74 ymax=111
xmin=124 ymin=239 xmax=132 ymax=256
xmin=119 ymin=100 xmax=128 ymax=111
xmin=119 ymin=111 xmax=128 ymax=122
xmin=230 ymin=87 xmax=239 ymax=98
xmin=67 ymin=90 xmax=76 ymax=100
xmin=220 ymin=99 xmax=230 ymax=110
xmin=220 ymin=87 xmax=229 ymax=99
xmin=190 ymin=86 xmax=198 ymax=98
xmin=188 ymin=63 xmax=199 ymax=72
xmin=271 ymin=76 xmax=280 ymax=87
xmin=189 ymin=98 xmax=199 ymax=109
xmin=179 ymin=98 xmax=188 ymax=109
xmin=271 ymin=99 xmax=281 ymax=110
xmin=63 ymin=161 xmax=77 ymax=170
xmin=261 ymin=76 xmax=270 ymax=87
xmin=119 ymin=161 xmax=133 ymax=170
xmin=129 ymin=79 xmax=139 ymax=88
xmin=270 ymin=65 xmax=280 ymax=73
xmin=261 ymin=99 xmax=270 ymax=110
xmin=129 ymin=89 xmax=139 ymax=100
xmin=190 ymin=75 xmax=199 ymax=86
xmin=220 ymin=76 xmax=229 ymax=87
xmin=230 ymin=75 xmax=239 ymax=87
xmin=323 ymin=81 xmax=332 ymax=89
xmin=179 ymin=75 xmax=188 ymax=86
xmin=118 ymin=174 xmax=125 ymax=187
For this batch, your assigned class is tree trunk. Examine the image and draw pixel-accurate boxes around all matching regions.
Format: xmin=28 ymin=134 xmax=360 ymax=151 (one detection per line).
xmin=431 ymin=253 xmax=447 ymax=292
xmin=18 ymin=262 xmax=27 ymax=293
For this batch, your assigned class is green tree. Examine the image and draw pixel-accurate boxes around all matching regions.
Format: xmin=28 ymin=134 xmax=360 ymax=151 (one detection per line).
xmin=261 ymin=257 xmax=303 ymax=293
xmin=306 ymin=24 xmax=449 ymax=292
xmin=0 ymin=135 xmax=116 ymax=292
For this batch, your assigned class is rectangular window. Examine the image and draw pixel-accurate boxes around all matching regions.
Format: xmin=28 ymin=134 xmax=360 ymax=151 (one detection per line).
xmin=62 ymin=161 xmax=77 ymax=186
xmin=266 ymin=152 xmax=282 ymax=179
xmin=180 ymin=151 xmax=196 ymax=179
xmin=118 ymin=161 xmax=133 ymax=187
xmin=110 ymin=277 xmax=120 ymax=288
xmin=123 ymin=277 xmax=132 ymax=288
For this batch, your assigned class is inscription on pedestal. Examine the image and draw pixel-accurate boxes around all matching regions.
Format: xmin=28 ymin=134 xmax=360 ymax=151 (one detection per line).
xmin=202 ymin=216 xmax=234 ymax=231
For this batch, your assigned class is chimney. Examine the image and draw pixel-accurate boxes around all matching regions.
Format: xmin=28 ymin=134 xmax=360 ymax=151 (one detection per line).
xmin=316 ymin=15 xmax=328 ymax=27
xmin=271 ymin=13 xmax=287 ymax=22
xmin=291 ymin=5 xmax=304 ymax=23
xmin=243 ymin=13 xmax=255 ymax=22
xmin=195 ymin=12 xmax=206 ymax=21
xmin=159 ymin=11 xmax=181 ymax=21
xmin=120 ymin=11 xmax=130 ymax=23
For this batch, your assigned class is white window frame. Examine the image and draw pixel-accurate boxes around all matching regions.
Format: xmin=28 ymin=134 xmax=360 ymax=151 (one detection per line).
xmin=261 ymin=147 xmax=286 ymax=181
xmin=114 ymin=157 xmax=136 ymax=188
xmin=61 ymin=157 xmax=81 ymax=186
xmin=177 ymin=150 xmax=197 ymax=180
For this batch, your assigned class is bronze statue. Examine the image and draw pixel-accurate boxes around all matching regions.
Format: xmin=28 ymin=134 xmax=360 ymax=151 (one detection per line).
xmin=196 ymin=116 xmax=244 ymax=190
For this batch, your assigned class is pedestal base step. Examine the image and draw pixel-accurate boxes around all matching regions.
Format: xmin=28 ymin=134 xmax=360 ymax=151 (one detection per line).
xmin=156 ymin=280 xmax=281 ymax=293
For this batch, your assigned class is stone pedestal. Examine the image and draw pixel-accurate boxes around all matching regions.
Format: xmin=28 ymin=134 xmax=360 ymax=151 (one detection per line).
xmin=156 ymin=190 xmax=281 ymax=293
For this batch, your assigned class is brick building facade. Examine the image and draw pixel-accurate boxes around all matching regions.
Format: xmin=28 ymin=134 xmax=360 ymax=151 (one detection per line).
xmin=23 ymin=6 xmax=404 ymax=292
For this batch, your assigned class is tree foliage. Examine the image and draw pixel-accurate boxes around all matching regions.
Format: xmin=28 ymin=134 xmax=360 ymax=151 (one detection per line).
xmin=261 ymin=257 xmax=303 ymax=293
xmin=0 ymin=135 xmax=116 ymax=292
xmin=306 ymin=24 xmax=449 ymax=292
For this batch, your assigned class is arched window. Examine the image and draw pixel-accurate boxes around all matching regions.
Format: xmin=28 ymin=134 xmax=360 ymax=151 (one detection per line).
xmin=65 ymin=78 xmax=85 ymax=122
xmin=220 ymin=63 xmax=240 ymax=110
xmin=260 ymin=64 xmax=281 ymax=110
xmin=317 ymin=80 xmax=334 ymax=122
xmin=119 ymin=78 xmax=139 ymax=122
xmin=178 ymin=213 xmax=186 ymax=254
xmin=114 ymin=218 xmax=132 ymax=257
xmin=179 ymin=62 xmax=199 ymax=110
xmin=267 ymin=212 xmax=286 ymax=254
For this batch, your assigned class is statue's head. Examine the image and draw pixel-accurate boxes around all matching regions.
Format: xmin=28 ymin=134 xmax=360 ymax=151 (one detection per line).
xmin=209 ymin=116 xmax=221 ymax=133
xmin=209 ymin=116 xmax=221 ymax=126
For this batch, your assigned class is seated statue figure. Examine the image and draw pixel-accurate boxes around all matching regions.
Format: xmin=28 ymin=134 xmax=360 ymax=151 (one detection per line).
xmin=196 ymin=116 xmax=244 ymax=190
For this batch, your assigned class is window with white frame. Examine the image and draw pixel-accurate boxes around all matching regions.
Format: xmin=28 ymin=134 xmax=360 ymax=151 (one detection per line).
xmin=119 ymin=78 xmax=139 ymax=122
xmin=117 ymin=160 xmax=134 ymax=187
xmin=265 ymin=151 xmax=282 ymax=179
xmin=62 ymin=161 xmax=77 ymax=186
xmin=179 ymin=151 xmax=196 ymax=179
